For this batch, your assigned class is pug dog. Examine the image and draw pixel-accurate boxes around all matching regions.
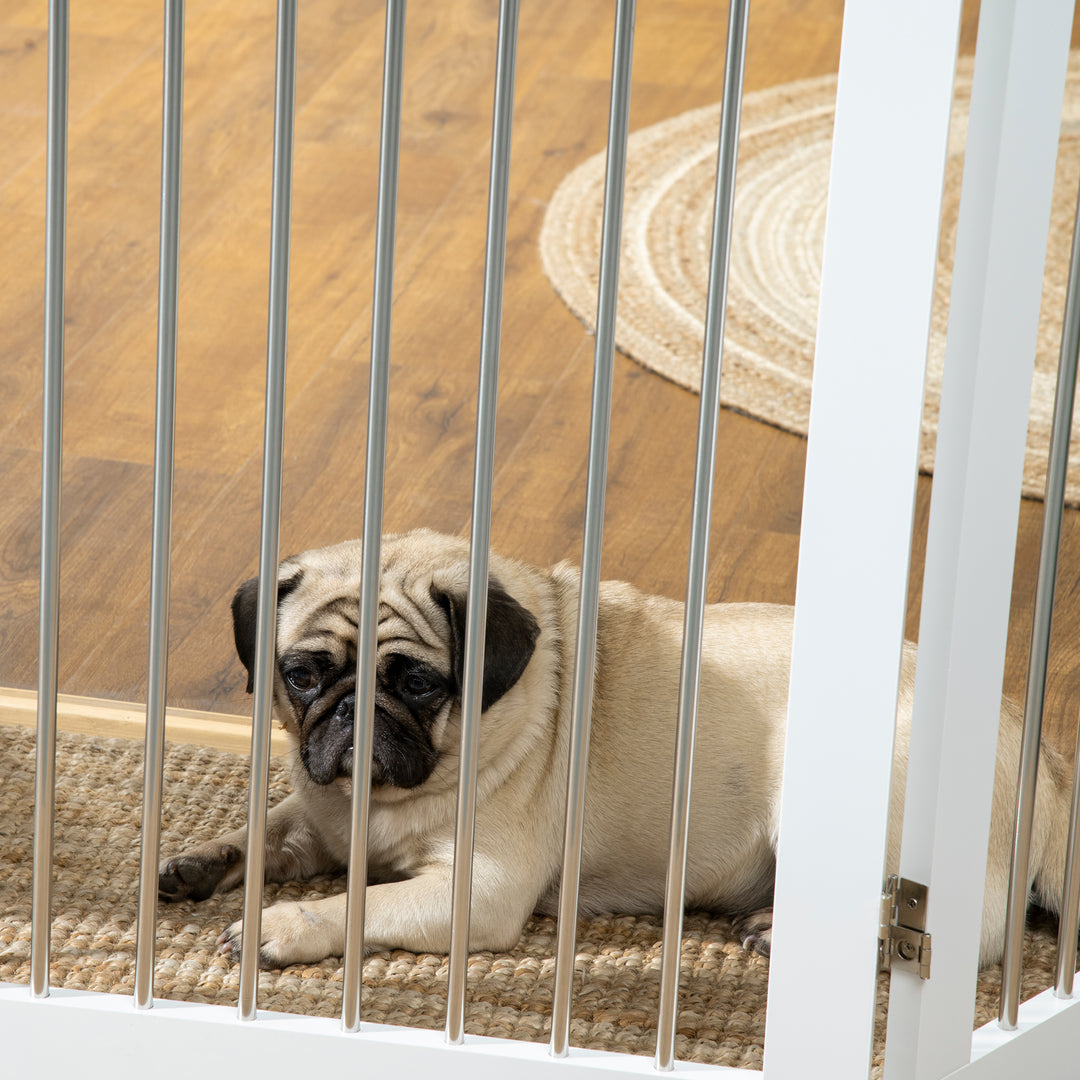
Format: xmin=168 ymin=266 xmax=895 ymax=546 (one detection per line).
xmin=158 ymin=528 xmax=1073 ymax=969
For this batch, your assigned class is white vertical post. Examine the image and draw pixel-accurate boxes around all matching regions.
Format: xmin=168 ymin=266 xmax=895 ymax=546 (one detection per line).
xmin=884 ymin=0 xmax=1072 ymax=1074
xmin=763 ymin=3 xmax=961 ymax=1077
xmin=998 ymin=4 xmax=1079 ymax=1031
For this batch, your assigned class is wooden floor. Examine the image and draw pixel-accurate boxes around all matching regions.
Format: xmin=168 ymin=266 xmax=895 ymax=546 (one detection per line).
xmin=2 ymin=0 xmax=1080 ymax=757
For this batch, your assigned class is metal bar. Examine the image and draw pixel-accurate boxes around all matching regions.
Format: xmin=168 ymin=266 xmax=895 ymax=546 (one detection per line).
xmin=134 ymin=0 xmax=185 ymax=1012
xmin=1057 ymin=705 xmax=1080 ymax=998
xmin=1000 ymin=176 xmax=1080 ymax=1029
xmin=341 ymin=0 xmax=405 ymax=1034
xmin=444 ymin=0 xmax=520 ymax=1046
xmin=30 ymin=0 xmax=69 ymax=1002
xmin=1050 ymin=177 xmax=1080 ymax=1000
xmin=237 ymin=0 xmax=297 ymax=1023
xmin=548 ymin=0 xmax=635 ymax=1059
xmin=654 ymin=0 xmax=748 ymax=1070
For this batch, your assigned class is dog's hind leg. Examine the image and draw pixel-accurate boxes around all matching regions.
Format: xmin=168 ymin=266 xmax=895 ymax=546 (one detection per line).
xmin=970 ymin=704 xmax=1074 ymax=967
xmin=1027 ymin=744 xmax=1075 ymax=933
xmin=732 ymin=907 xmax=773 ymax=956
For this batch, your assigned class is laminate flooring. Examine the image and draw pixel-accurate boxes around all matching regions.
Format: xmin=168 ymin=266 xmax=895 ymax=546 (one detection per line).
xmin=2 ymin=0 xmax=1080 ymax=762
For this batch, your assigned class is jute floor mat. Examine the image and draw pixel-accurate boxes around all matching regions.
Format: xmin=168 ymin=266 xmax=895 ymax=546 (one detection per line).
xmin=0 ymin=725 xmax=1062 ymax=1072
xmin=540 ymin=53 xmax=1080 ymax=505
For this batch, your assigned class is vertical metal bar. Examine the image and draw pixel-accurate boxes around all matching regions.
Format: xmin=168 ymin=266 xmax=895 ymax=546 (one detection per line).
xmin=654 ymin=0 xmax=748 ymax=1070
xmin=1000 ymin=187 xmax=1080 ymax=1029
xmin=341 ymin=0 xmax=405 ymax=1034
xmin=444 ymin=0 xmax=520 ymax=1047
xmin=1057 ymin=705 xmax=1080 ymax=998
xmin=1049 ymin=179 xmax=1080 ymax=1000
xmin=31 ymin=0 xmax=69 ymax=1002
xmin=237 ymin=0 xmax=297 ymax=1023
xmin=548 ymin=0 xmax=635 ymax=1060
xmin=134 ymin=0 xmax=185 ymax=1012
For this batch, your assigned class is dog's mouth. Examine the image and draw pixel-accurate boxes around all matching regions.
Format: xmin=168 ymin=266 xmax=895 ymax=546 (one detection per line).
xmin=299 ymin=699 xmax=440 ymax=790
xmin=300 ymin=709 xmax=355 ymax=786
xmin=298 ymin=719 xmax=403 ymax=789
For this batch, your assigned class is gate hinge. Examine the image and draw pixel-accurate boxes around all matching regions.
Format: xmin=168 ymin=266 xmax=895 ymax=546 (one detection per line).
xmin=878 ymin=875 xmax=931 ymax=979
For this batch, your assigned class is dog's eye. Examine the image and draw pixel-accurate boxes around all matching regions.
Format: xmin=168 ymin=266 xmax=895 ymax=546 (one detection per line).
xmin=403 ymin=672 xmax=434 ymax=698
xmin=284 ymin=667 xmax=317 ymax=693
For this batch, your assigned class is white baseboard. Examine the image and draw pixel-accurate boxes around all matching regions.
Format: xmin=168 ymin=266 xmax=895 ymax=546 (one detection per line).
xmin=0 ymin=686 xmax=289 ymax=756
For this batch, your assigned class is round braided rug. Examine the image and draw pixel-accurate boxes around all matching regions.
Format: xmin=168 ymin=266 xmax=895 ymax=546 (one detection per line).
xmin=0 ymin=725 xmax=1064 ymax=1074
xmin=540 ymin=54 xmax=1080 ymax=505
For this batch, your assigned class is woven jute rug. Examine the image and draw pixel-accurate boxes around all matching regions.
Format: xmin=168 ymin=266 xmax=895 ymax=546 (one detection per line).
xmin=0 ymin=725 xmax=1063 ymax=1073
xmin=541 ymin=54 xmax=1080 ymax=506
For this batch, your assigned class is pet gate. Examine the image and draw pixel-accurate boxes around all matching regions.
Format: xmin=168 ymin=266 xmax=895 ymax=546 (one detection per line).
xmin=4 ymin=0 xmax=1080 ymax=1077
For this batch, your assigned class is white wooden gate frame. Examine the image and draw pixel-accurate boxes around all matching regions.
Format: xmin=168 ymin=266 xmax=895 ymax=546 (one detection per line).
xmin=5 ymin=2 xmax=1080 ymax=1078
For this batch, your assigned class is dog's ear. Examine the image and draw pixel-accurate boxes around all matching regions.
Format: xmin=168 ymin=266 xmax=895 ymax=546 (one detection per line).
xmin=432 ymin=576 xmax=541 ymax=710
xmin=231 ymin=567 xmax=305 ymax=693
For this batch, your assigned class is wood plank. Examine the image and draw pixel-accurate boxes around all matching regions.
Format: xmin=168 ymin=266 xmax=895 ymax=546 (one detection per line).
xmin=2 ymin=0 xmax=1079 ymax=772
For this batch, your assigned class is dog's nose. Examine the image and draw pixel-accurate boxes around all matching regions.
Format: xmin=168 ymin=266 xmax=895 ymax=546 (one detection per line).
xmin=334 ymin=692 xmax=355 ymax=725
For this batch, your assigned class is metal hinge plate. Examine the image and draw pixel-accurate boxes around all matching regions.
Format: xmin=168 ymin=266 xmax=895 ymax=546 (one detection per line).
xmin=879 ymin=875 xmax=931 ymax=979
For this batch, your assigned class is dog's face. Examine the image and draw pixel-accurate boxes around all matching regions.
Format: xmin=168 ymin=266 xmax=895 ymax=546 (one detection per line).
xmin=230 ymin=531 xmax=542 ymax=792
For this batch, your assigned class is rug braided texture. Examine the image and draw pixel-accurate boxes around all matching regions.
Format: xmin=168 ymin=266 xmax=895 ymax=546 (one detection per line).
xmin=0 ymin=725 xmax=1062 ymax=1073
xmin=540 ymin=53 xmax=1080 ymax=505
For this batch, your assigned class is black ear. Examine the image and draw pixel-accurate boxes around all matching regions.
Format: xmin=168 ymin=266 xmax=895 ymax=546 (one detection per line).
xmin=231 ymin=568 xmax=305 ymax=693
xmin=433 ymin=576 xmax=541 ymax=711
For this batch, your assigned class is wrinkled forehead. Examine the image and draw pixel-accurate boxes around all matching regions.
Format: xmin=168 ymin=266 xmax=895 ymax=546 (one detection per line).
xmin=275 ymin=544 xmax=453 ymax=670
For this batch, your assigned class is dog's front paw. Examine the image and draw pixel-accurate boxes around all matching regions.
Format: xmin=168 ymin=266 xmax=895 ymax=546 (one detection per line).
xmin=733 ymin=907 xmax=773 ymax=957
xmin=218 ymin=899 xmax=346 ymax=969
xmin=159 ymin=844 xmax=243 ymax=903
